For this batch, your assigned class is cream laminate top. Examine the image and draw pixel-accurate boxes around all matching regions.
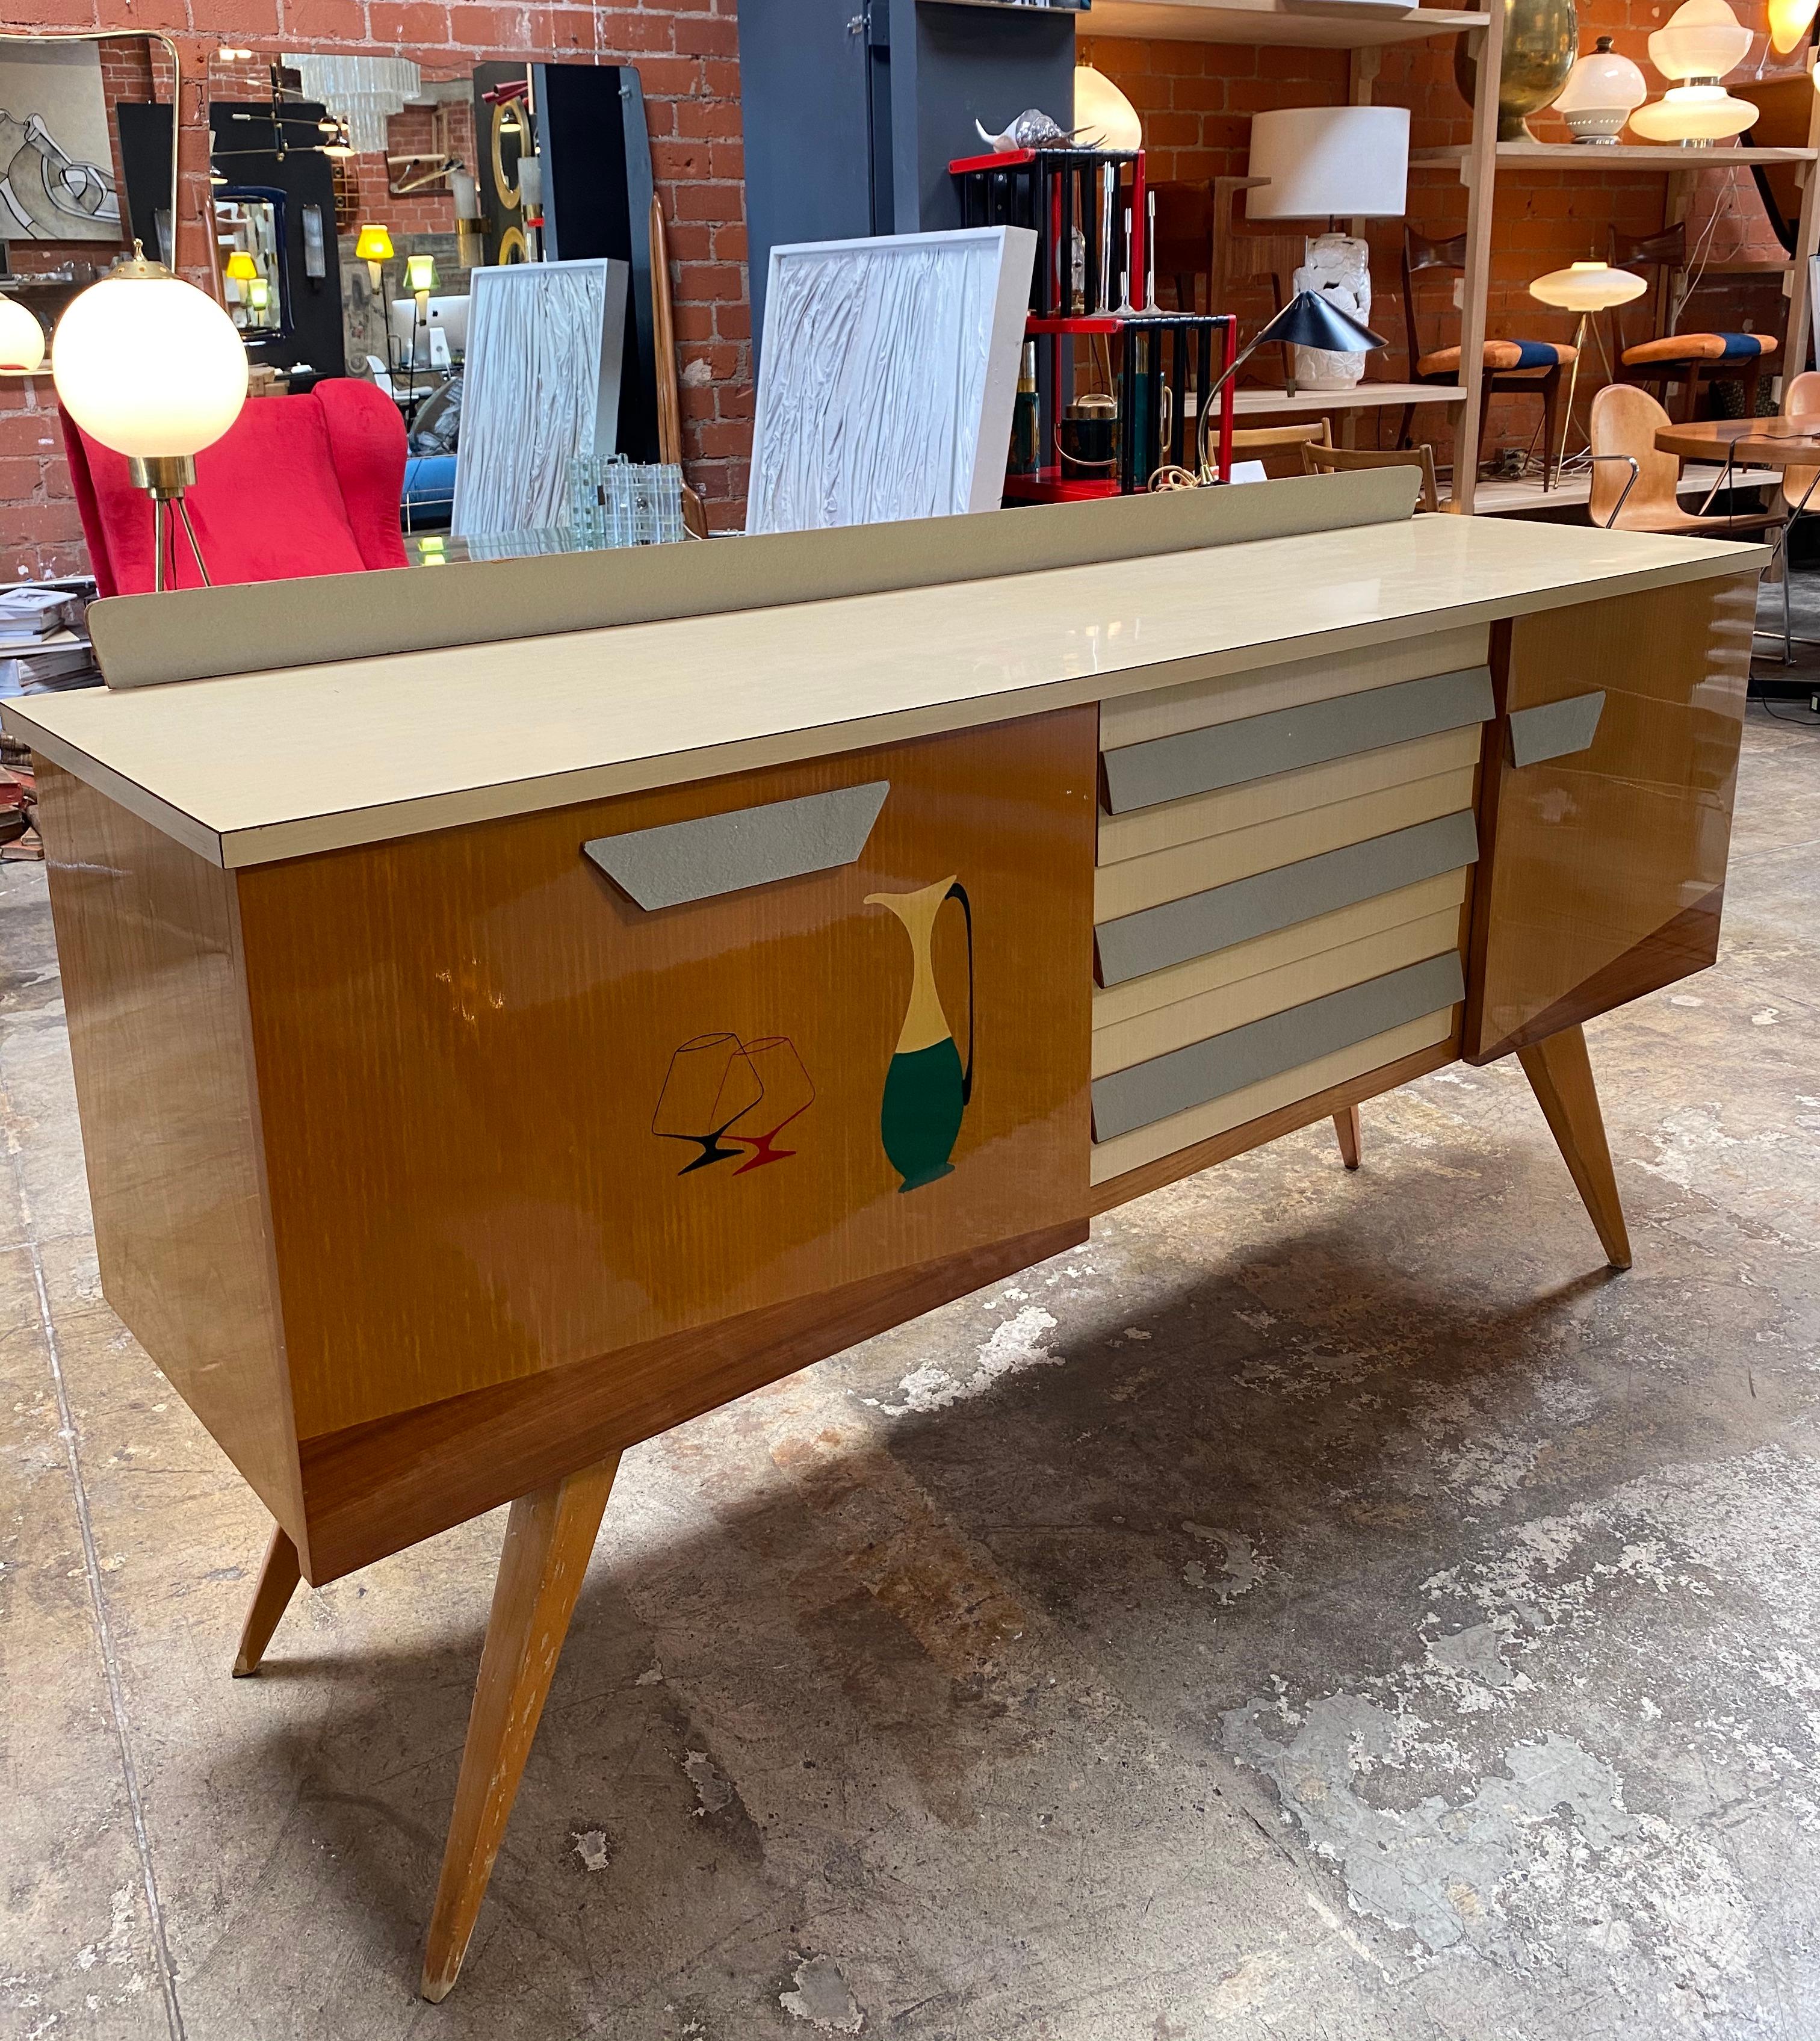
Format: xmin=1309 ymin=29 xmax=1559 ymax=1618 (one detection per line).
xmin=0 ymin=513 xmax=1765 ymax=868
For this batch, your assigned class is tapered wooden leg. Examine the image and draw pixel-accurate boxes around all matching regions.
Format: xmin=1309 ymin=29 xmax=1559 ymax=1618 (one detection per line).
xmin=1517 ymin=1023 xmax=1632 ymax=1271
xmin=1332 ymin=1104 xmax=1362 ymax=1171
xmin=419 ymin=1453 xmax=619 ymax=2002
xmin=232 ymin=1524 xmax=302 ymax=1677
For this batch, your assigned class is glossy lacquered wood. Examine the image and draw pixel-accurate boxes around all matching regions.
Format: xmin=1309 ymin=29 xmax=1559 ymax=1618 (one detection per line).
xmin=1 ymin=520 xmax=1768 ymax=868
xmin=1517 ymin=1024 xmax=1632 ymax=1270
xmin=1464 ymin=573 xmax=1755 ymax=1063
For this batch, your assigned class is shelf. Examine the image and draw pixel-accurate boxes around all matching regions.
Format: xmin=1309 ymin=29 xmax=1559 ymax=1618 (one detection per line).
xmin=1231 ymin=380 xmax=1468 ymax=414
xmin=1412 ymin=141 xmax=1819 ymax=172
xmin=1081 ymin=0 xmax=1485 ymax=45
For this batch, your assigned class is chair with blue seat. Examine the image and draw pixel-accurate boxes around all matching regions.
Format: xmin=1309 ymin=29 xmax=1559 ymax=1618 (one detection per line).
xmin=1398 ymin=226 xmax=1576 ymax=492
xmin=1608 ymin=222 xmax=1777 ymax=424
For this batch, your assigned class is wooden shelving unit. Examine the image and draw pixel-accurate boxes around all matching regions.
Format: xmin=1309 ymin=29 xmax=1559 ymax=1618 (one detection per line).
xmin=1085 ymin=0 xmax=1820 ymax=510
xmin=1083 ymin=0 xmax=1487 ymax=48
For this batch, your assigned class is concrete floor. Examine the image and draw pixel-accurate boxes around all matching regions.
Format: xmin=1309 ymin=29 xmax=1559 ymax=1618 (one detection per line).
xmin=3 ymin=710 xmax=1819 ymax=2041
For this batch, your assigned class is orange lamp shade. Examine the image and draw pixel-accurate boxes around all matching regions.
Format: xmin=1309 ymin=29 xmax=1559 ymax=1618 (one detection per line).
xmin=354 ymin=225 xmax=394 ymax=265
xmin=1768 ymin=0 xmax=1819 ymax=52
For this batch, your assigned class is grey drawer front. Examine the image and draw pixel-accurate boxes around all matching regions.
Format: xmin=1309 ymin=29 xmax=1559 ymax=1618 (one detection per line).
xmin=1101 ymin=666 xmax=1494 ymax=815
xmin=585 ymin=781 xmax=890 ymax=910
xmin=1092 ymin=950 xmax=1466 ymax=1142
xmin=1095 ymin=808 xmax=1480 ymax=988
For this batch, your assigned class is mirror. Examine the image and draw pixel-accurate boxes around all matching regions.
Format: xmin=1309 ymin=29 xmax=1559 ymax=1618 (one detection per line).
xmin=215 ymin=191 xmax=286 ymax=335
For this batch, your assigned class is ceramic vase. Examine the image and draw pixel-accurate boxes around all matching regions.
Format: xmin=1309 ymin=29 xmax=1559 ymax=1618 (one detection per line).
xmin=867 ymin=876 xmax=974 ymax=1192
xmin=1456 ymin=0 xmax=1579 ymax=142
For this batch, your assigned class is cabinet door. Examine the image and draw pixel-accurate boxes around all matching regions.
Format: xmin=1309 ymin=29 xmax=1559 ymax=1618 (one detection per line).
xmin=1464 ymin=571 xmax=1754 ymax=1064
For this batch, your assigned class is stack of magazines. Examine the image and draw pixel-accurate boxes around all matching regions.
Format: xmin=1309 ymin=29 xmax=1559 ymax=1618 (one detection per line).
xmin=0 ymin=579 xmax=99 ymax=695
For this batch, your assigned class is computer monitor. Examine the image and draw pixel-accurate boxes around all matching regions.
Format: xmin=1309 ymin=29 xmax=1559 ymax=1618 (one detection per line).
xmin=388 ymin=293 xmax=469 ymax=366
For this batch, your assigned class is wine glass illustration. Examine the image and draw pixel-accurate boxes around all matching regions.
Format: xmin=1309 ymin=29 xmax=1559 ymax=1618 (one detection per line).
xmin=651 ymin=1032 xmax=764 ymax=1174
xmin=730 ymin=1035 xmax=815 ymax=1173
xmin=865 ymin=876 xmax=974 ymax=1192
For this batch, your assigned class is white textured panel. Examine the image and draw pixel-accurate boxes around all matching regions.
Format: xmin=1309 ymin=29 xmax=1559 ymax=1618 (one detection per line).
xmin=453 ymin=258 xmax=629 ymax=537
xmin=1088 ymin=1006 xmax=1456 ymax=1185
xmin=1092 ymin=867 xmax=1470 ymax=1029
xmin=747 ymin=228 xmax=1036 ymax=533
xmin=1098 ymin=723 xmax=1482 ymax=866
xmin=1093 ymin=904 xmax=1464 ymax=1076
xmin=1095 ymin=767 xmax=1476 ymax=923
xmin=1100 ymin=623 xmax=1489 ymax=751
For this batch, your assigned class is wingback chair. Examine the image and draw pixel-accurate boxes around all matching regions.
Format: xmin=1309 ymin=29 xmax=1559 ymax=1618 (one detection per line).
xmin=63 ymin=377 xmax=409 ymax=596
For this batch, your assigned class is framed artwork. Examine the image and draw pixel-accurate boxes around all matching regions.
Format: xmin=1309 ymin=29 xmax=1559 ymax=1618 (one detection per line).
xmin=746 ymin=226 xmax=1037 ymax=534
xmin=451 ymin=256 xmax=630 ymax=537
xmin=0 ymin=44 xmax=122 ymax=243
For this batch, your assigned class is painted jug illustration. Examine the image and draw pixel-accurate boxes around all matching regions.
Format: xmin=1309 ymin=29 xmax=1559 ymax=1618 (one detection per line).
xmin=866 ymin=877 xmax=974 ymax=1192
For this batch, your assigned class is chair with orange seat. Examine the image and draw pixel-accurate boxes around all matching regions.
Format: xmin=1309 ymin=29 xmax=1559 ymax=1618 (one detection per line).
xmin=1399 ymin=226 xmax=1576 ymax=491
xmin=1608 ymin=223 xmax=1777 ymax=423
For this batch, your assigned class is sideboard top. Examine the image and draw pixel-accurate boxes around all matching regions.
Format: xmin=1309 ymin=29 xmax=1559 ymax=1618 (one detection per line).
xmin=1 ymin=510 xmax=1765 ymax=869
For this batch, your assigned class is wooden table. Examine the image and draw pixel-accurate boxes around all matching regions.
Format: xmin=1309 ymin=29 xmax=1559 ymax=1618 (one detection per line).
xmin=0 ymin=472 xmax=1765 ymax=1999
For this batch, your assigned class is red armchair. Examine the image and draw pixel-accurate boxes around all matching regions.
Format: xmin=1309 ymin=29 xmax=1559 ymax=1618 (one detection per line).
xmin=64 ymin=377 xmax=409 ymax=597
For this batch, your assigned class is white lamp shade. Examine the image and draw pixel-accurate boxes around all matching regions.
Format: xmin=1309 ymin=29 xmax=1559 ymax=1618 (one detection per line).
xmin=1529 ymin=260 xmax=1648 ymax=310
xmin=1246 ymin=106 xmax=1410 ymax=220
xmin=1628 ymin=82 xmax=1760 ymax=139
xmin=1647 ymin=0 xmax=1751 ymax=81
xmin=1074 ymin=66 xmax=1142 ymax=152
xmin=0 ymin=294 xmax=46 ymax=373
xmin=53 ymin=275 xmax=248 ymax=461
xmin=1554 ymin=40 xmax=1648 ymax=113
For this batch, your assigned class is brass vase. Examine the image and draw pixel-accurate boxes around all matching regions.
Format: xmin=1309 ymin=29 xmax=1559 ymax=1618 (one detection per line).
xmin=1455 ymin=0 xmax=1579 ymax=142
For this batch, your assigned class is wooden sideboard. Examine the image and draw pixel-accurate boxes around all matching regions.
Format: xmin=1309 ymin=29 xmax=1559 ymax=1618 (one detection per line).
xmin=1 ymin=471 xmax=1760 ymax=1998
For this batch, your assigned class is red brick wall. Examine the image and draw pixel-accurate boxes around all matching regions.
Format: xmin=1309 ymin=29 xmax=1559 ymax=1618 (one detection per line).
xmin=1085 ymin=0 xmax=1797 ymax=468
xmin=1 ymin=8 xmax=748 ymax=577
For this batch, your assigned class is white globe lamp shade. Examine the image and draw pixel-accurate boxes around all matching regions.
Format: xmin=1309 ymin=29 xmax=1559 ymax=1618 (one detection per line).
xmin=1529 ymin=259 xmax=1648 ymax=311
xmin=1628 ymin=82 xmax=1760 ymax=140
xmin=0 ymin=293 xmax=46 ymax=373
xmin=1246 ymin=105 xmax=1410 ymax=219
xmin=1553 ymin=36 xmax=1649 ymax=141
xmin=1074 ymin=65 xmax=1142 ymax=152
xmin=53 ymin=271 xmax=247 ymax=462
xmin=1647 ymin=0 xmax=1752 ymax=81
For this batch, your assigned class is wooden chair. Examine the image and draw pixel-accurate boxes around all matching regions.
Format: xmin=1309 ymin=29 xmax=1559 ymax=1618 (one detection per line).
xmin=1588 ymin=382 xmax=1781 ymax=533
xmin=1608 ymin=223 xmax=1777 ymax=424
xmin=1400 ymin=226 xmax=1576 ymax=491
xmin=1780 ymin=368 xmax=1820 ymax=518
xmin=1301 ymin=438 xmax=1441 ymax=512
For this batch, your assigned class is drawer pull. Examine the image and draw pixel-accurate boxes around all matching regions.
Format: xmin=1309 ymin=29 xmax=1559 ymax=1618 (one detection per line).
xmin=585 ymin=781 xmax=890 ymax=909
xmin=1507 ymin=691 xmax=1605 ymax=769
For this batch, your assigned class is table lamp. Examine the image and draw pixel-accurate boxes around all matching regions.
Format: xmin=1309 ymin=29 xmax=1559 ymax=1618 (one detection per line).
xmin=1246 ymin=106 xmax=1409 ymax=391
xmin=406 ymin=252 xmax=441 ymax=323
xmin=1190 ymin=291 xmax=1388 ymax=480
xmin=1074 ymin=63 xmax=1142 ymax=152
xmin=1529 ymin=260 xmax=1647 ymax=474
xmin=1629 ymin=0 xmax=1759 ymax=144
xmin=1553 ymin=37 xmax=1649 ymax=143
xmin=0 ymin=294 xmax=46 ymax=374
xmin=52 ymin=244 xmax=249 ymax=590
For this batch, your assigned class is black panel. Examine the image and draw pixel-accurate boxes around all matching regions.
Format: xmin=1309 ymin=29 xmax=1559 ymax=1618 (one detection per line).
xmin=531 ymin=63 xmax=659 ymax=463
xmin=206 ymin=101 xmax=345 ymax=379
xmin=116 ymin=101 xmax=173 ymax=262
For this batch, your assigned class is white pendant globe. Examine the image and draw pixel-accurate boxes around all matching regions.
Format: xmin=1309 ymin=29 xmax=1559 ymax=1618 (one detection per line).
xmin=53 ymin=272 xmax=247 ymax=459
xmin=0 ymin=292 xmax=46 ymax=373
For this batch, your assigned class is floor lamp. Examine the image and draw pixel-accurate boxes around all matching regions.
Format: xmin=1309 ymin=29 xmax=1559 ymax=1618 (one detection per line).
xmin=1528 ymin=262 xmax=1648 ymax=482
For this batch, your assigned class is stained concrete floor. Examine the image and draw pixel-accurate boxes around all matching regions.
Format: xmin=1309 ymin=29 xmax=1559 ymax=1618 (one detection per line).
xmin=3 ymin=707 xmax=1819 ymax=2041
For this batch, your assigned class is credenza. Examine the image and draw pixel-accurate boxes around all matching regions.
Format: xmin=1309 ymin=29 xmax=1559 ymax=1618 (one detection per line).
xmin=1 ymin=470 xmax=1760 ymax=1997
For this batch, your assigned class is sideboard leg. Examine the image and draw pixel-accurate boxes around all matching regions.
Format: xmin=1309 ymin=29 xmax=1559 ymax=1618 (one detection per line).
xmin=232 ymin=1524 xmax=302 ymax=1676
xmin=419 ymin=1452 xmax=621 ymax=2003
xmin=1517 ymin=1023 xmax=1633 ymax=1271
xmin=1332 ymin=1105 xmax=1363 ymax=1170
